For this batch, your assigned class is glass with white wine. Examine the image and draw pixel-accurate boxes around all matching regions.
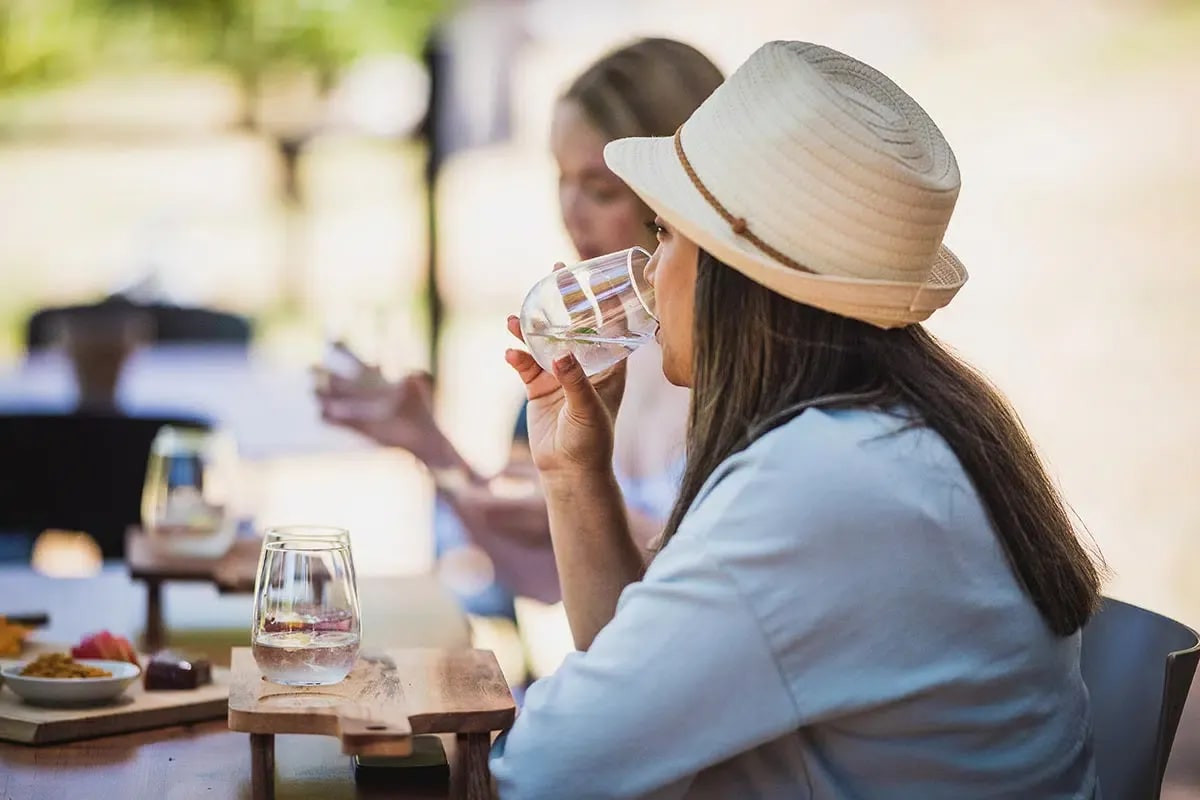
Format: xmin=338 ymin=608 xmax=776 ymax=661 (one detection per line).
xmin=519 ymin=247 xmax=656 ymax=377
xmin=251 ymin=537 xmax=361 ymax=685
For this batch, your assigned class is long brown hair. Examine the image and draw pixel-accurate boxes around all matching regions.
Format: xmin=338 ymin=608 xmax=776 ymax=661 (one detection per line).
xmin=562 ymin=38 xmax=724 ymax=140
xmin=663 ymin=252 xmax=1103 ymax=636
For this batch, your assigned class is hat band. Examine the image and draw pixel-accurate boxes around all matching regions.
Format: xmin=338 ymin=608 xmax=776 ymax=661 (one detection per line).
xmin=673 ymin=128 xmax=812 ymax=275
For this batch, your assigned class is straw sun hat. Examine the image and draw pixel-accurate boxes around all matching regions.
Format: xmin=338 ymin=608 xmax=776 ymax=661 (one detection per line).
xmin=605 ymin=40 xmax=967 ymax=328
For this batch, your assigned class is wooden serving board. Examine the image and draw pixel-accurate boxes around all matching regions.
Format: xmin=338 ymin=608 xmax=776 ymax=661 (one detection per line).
xmin=0 ymin=663 xmax=230 ymax=745
xmin=126 ymin=530 xmax=261 ymax=588
xmin=227 ymin=647 xmax=515 ymax=757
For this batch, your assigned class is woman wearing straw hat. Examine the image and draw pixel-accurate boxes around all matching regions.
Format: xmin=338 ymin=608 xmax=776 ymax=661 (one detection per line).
xmin=492 ymin=41 xmax=1101 ymax=798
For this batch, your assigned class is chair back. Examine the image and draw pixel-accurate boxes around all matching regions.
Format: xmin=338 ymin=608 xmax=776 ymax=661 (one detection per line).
xmin=1081 ymin=597 xmax=1200 ymax=800
xmin=0 ymin=412 xmax=210 ymax=559
xmin=27 ymin=302 xmax=251 ymax=351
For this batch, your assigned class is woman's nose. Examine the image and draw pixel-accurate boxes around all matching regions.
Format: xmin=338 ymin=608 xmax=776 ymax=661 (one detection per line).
xmin=643 ymin=249 xmax=660 ymax=288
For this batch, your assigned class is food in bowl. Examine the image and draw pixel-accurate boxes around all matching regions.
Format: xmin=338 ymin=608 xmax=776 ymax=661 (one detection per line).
xmin=2 ymin=657 xmax=140 ymax=706
xmin=0 ymin=618 xmax=32 ymax=657
xmin=19 ymin=653 xmax=112 ymax=679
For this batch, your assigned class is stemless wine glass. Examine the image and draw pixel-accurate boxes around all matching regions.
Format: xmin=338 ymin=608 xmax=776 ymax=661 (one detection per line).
xmin=251 ymin=538 xmax=361 ymax=685
xmin=141 ymin=425 xmax=238 ymax=558
xmin=519 ymin=246 xmax=656 ymax=377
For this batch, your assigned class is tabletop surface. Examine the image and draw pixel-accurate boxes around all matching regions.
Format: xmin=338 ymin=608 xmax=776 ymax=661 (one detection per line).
xmin=0 ymin=719 xmax=471 ymax=799
xmin=0 ymin=564 xmax=481 ymax=799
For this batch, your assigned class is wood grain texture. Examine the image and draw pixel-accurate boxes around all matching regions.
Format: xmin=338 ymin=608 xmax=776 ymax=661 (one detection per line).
xmin=453 ymin=733 xmax=495 ymax=800
xmin=228 ymin=648 xmax=514 ymax=739
xmin=251 ymin=732 xmax=276 ymax=800
xmin=0 ymin=662 xmax=229 ymax=745
xmin=228 ymin=649 xmax=413 ymax=757
xmin=400 ymin=650 xmax=516 ymax=736
xmin=0 ymin=720 xmax=463 ymax=799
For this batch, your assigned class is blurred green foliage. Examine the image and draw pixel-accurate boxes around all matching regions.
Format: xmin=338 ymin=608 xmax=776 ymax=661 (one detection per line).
xmin=0 ymin=0 xmax=448 ymax=91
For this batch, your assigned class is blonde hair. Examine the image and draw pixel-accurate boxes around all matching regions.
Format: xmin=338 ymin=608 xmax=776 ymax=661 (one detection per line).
xmin=562 ymin=38 xmax=724 ymax=141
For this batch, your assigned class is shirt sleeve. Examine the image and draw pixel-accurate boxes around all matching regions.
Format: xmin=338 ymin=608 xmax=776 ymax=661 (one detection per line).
xmin=488 ymin=461 xmax=801 ymax=800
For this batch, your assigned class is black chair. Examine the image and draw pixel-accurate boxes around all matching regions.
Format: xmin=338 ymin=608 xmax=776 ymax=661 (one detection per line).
xmin=26 ymin=301 xmax=251 ymax=351
xmin=1080 ymin=596 xmax=1200 ymax=800
xmin=143 ymin=305 xmax=252 ymax=347
xmin=0 ymin=412 xmax=211 ymax=560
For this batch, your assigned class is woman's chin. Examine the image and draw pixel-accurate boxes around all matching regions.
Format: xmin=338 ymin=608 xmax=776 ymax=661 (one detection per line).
xmin=659 ymin=353 xmax=691 ymax=388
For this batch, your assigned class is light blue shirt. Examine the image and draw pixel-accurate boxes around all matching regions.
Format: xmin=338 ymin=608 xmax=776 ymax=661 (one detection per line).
xmin=490 ymin=408 xmax=1097 ymax=799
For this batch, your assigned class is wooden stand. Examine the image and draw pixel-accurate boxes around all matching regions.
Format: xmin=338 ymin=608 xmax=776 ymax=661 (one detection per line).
xmin=125 ymin=531 xmax=262 ymax=651
xmin=227 ymin=647 xmax=514 ymax=799
xmin=0 ymin=642 xmax=230 ymax=746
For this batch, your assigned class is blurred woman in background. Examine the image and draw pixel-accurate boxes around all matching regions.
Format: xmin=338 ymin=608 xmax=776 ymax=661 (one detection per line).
xmin=316 ymin=38 xmax=723 ymax=665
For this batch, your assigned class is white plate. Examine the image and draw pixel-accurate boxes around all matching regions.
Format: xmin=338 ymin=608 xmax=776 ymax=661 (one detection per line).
xmin=0 ymin=659 xmax=140 ymax=706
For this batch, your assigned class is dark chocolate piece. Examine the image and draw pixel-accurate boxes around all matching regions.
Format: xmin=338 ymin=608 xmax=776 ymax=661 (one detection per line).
xmin=143 ymin=651 xmax=213 ymax=690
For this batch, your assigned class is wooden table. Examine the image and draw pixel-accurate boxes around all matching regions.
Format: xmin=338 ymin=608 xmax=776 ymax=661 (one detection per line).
xmin=0 ymin=720 xmax=479 ymax=799
xmin=126 ymin=531 xmax=263 ymax=651
xmin=0 ymin=565 xmax=489 ymax=799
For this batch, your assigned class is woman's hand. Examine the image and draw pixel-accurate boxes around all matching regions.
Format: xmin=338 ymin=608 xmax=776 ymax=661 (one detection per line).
xmin=315 ymin=365 xmax=461 ymax=470
xmin=504 ymin=314 xmax=626 ymax=479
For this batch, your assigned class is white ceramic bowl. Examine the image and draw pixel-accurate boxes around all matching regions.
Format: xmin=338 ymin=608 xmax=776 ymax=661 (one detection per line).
xmin=0 ymin=659 xmax=140 ymax=706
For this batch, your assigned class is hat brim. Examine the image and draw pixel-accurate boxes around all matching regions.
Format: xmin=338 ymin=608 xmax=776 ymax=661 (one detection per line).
xmin=605 ymin=135 xmax=968 ymax=329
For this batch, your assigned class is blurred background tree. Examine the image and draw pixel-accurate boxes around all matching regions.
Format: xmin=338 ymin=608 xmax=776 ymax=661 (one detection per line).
xmin=0 ymin=0 xmax=444 ymax=100
xmin=0 ymin=0 xmax=446 ymax=310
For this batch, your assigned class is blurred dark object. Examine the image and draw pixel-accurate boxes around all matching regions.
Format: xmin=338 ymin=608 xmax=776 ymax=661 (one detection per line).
xmin=0 ymin=412 xmax=212 ymax=560
xmin=50 ymin=305 xmax=152 ymax=412
xmin=1081 ymin=596 xmax=1200 ymax=800
xmin=26 ymin=301 xmax=252 ymax=353
xmin=354 ymin=736 xmax=450 ymax=788
xmin=419 ymin=1 xmax=523 ymax=378
xmin=419 ymin=33 xmax=446 ymax=381
xmin=0 ymin=613 xmax=49 ymax=628
xmin=144 ymin=651 xmax=213 ymax=691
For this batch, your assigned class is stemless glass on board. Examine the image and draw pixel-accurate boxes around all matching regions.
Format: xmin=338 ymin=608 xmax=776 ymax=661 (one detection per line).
xmin=518 ymin=247 xmax=656 ymax=377
xmin=251 ymin=538 xmax=360 ymax=685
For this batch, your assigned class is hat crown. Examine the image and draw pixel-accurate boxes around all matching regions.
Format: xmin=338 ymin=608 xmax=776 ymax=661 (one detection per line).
xmin=678 ymin=41 xmax=960 ymax=284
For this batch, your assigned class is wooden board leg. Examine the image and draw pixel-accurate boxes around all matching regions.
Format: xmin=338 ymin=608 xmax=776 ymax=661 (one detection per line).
xmin=250 ymin=733 xmax=275 ymax=800
xmin=145 ymin=579 xmax=165 ymax=652
xmin=453 ymin=733 xmax=493 ymax=800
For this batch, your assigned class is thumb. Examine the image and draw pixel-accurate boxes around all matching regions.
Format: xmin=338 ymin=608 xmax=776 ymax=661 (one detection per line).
xmin=552 ymin=353 xmax=606 ymax=424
